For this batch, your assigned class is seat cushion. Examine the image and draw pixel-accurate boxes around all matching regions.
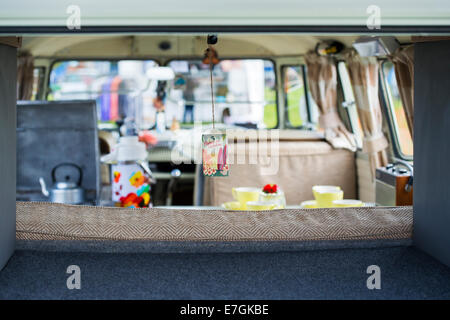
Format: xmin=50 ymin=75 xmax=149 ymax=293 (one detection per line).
xmin=16 ymin=202 xmax=411 ymax=242
xmin=204 ymin=141 xmax=356 ymax=206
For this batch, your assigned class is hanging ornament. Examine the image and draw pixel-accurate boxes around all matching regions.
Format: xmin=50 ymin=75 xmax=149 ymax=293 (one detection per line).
xmin=202 ymin=131 xmax=228 ymax=177
xmin=202 ymin=34 xmax=229 ymax=177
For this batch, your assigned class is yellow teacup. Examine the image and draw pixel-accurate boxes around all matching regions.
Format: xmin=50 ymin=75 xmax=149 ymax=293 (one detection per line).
xmin=246 ymin=201 xmax=277 ymax=211
xmin=332 ymin=200 xmax=363 ymax=208
xmin=301 ymin=200 xmax=318 ymax=209
xmin=314 ymin=188 xmax=344 ymax=208
xmin=312 ymin=185 xmax=341 ymax=199
xmin=222 ymin=201 xmax=243 ymax=210
xmin=232 ymin=187 xmax=260 ymax=210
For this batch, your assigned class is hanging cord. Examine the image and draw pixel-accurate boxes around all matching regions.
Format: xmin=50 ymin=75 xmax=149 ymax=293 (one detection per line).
xmin=208 ymin=45 xmax=215 ymax=129
xmin=206 ymin=34 xmax=218 ymax=130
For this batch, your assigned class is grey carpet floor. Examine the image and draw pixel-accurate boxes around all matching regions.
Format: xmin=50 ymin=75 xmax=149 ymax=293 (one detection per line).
xmin=1 ymin=246 xmax=450 ymax=300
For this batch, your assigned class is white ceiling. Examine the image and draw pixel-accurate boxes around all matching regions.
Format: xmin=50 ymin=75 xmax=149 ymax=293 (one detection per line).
xmin=22 ymin=34 xmax=413 ymax=58
xmin=2 ymin=0 xmax=450 ymax=27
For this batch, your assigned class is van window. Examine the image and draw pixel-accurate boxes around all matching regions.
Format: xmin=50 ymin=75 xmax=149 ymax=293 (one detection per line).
xmin=48 ymin=60 xmax=159 ymax=124
xmin=167 ymin=59 xmax=277 ymax=128
xmin=382 ymin=61 xmax=413 ymax=158
xmin=282 ymin=65 xmax=318 ymax=129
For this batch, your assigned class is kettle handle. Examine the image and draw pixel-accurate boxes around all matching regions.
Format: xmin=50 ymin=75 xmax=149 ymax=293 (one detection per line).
xmin=51 ymin=163 xmax=83 ymax=186
xmin=39 ymin=177 xmax=49 ymax=197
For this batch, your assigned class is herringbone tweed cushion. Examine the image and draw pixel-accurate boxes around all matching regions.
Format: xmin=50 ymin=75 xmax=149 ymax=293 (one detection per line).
xmin=16 ymin=201 xmax=412 ymax=242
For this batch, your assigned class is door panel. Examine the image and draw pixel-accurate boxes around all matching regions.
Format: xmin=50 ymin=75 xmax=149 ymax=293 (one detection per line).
xmin=0 ymin=43 xmax=17 ymax=270
xmin=414 ymin=40 xmax=450 ymax=267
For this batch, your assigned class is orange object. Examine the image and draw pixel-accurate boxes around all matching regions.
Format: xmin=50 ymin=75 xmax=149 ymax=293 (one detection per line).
xmin=202 ymin=47 xmax=219 ymax=65
xmin=129 ymin=171 xmax=145 ymax=188
xmin=138 ymin=131 xmax=158 ymax=147
xmin=153 ymin=97 xmax=165 ymax=111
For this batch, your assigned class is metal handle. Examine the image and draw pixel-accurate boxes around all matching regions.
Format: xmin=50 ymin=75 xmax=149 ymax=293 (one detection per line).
xmin=39 ymin=177 xmax=49 ymax=197
xmin=405 ymin=176 xmax=414 ymax=193
xmin=393 ymin=160 xmax=413 ymax=192
xmin=138 ymin=161 xmax=157 ymax=184
xmin=51 ymin=163 xmax=83 ymax=185
xmin=393 ymin=160 xmax=414 ymax=175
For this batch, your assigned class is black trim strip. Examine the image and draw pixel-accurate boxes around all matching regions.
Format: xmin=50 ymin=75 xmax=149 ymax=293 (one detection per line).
xmin=1 ymin=25 xmax=450 ymax=34
xmin=301 ymin=64 xmax=313 ymax=124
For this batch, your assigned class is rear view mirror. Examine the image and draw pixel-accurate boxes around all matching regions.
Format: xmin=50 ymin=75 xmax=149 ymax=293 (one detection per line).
xmin=352 ymin=36 xmax=400 ymax=57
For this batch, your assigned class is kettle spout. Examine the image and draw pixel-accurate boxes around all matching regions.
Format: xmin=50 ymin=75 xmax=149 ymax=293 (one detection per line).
xmin=39 ymin=177 xmax=50 ymax=197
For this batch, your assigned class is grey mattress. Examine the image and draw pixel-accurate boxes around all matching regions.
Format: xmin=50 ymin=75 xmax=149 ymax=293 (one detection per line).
xmin=1 ymin=240 xmax=450 ymax=300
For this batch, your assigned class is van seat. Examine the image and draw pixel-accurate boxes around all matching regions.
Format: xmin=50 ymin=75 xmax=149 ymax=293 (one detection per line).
xmin=203 ymin=141 xmax=356 ymax=206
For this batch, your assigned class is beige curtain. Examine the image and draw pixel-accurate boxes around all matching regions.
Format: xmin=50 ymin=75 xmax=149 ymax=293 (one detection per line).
xmin=345 ymin=50 xmax=388 ymax=177
xmin=17 ymin=51 xmax=34 ymax=100
xmin=391 ymin=45 xmax=414 ymax=136
xmin=304 ymin=51 xmax=356 ymax=151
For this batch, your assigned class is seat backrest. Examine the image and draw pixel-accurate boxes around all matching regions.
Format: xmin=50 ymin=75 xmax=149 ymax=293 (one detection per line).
xmin=203 ymin=140 xmax=356 ymax=206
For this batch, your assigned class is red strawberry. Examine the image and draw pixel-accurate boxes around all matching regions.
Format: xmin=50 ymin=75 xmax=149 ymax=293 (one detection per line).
xmin=263 ymin=184 xmax=278 ymax=194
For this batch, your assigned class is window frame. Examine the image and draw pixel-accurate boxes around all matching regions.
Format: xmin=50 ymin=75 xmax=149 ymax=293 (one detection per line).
xmin=379 ymin=59 xmax=413 ymax=161
xmin=281 ymin=64 xmax=315 ymax=129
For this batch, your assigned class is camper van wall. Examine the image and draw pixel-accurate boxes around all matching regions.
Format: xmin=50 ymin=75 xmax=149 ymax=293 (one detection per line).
xmin=0 ymin=43 xmax=17 ymax=271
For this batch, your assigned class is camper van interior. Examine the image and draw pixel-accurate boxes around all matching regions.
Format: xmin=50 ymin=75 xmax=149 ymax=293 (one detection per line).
xmin=14 ymin=34 xmax=415 ymax=208
xmin=1 ymin=3 xmax=450 ymax=301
